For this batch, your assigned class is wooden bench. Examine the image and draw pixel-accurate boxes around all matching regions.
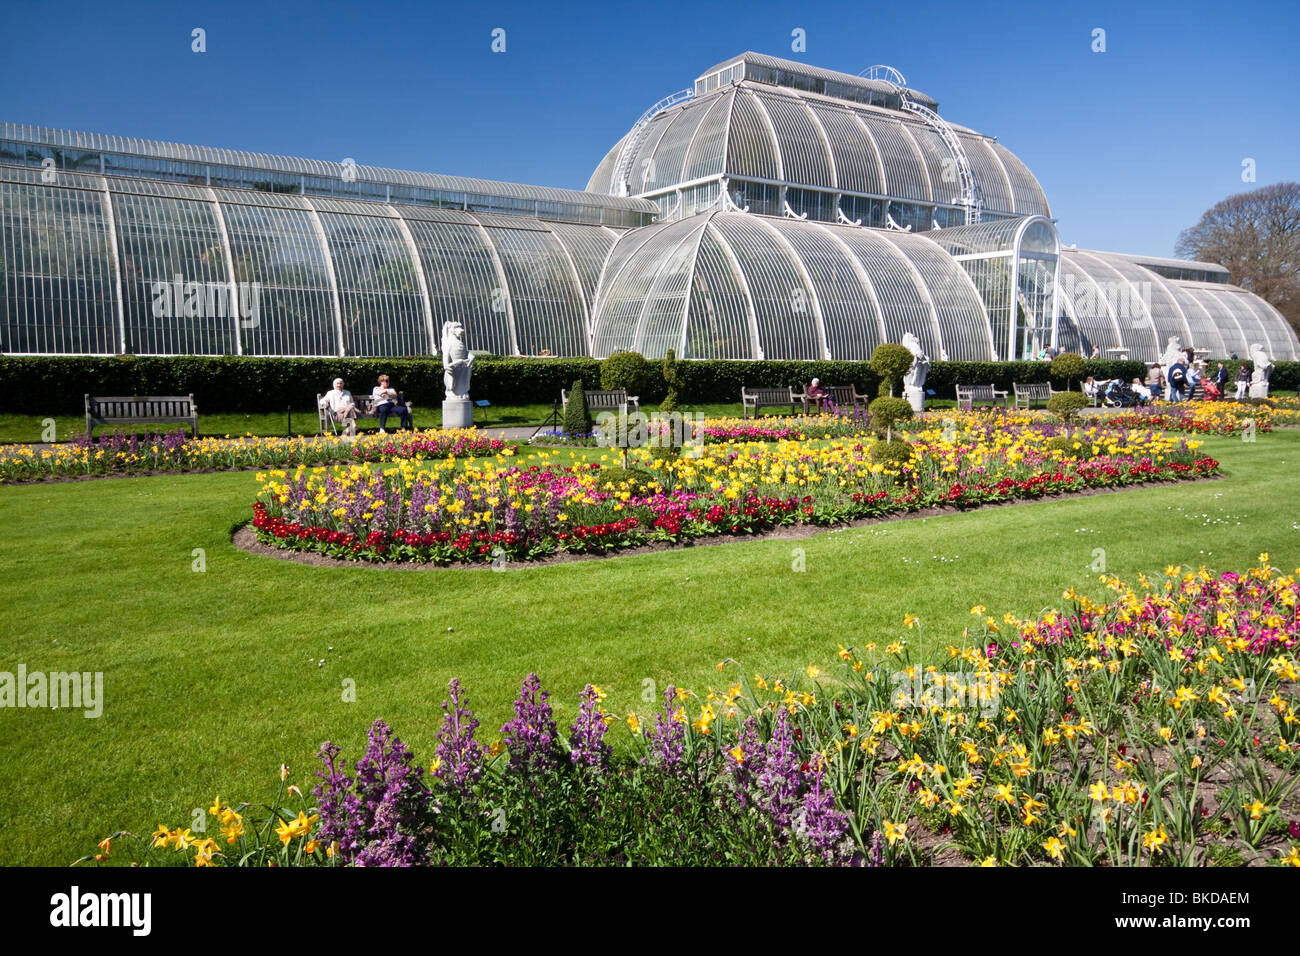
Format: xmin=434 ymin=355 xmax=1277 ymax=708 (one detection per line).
xmin=741 ymin=386 xmax=801 ymax=419
xmin=85 ymin=394 xmax=199 ymax=438
xmin=798 ymin=384 xmax=869 ymax=415
xmin=955 ymin=384 xmax=1009 ymax=411
xmin=560 ymin=388 xmax=639 ymax=416
xmin=1012 ymin=382 xmax=1062 ymax=409
xmin=317 ymin=392 xmax=414 ymax=435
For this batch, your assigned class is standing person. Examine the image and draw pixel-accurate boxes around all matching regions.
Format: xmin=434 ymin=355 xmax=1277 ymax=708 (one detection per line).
xmin=1090 ymin=345 xmax=1101 ymax=359
xmin=1166 ymin=357 xmax=1188 ymax=402
xmin=1214 ymin=362 xmax=1228 ymax=392
xmin=1146 ymin=363 xmax=1162 ymax=388
xmin=372 ymin=374 xmax=411 ymax=433
xmin=1235 ymin=363 xmax=1251 ymax=401
xmin=319 ymin=377 xmax=358 ymax=438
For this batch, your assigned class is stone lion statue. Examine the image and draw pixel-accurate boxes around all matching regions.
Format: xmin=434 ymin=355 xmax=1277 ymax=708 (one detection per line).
xmin=441 ymin=320 xmax=474 ymax=399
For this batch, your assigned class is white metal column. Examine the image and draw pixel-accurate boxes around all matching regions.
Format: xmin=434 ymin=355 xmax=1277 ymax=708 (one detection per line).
xmin=205 ymin=187 xmax=242 ymax=355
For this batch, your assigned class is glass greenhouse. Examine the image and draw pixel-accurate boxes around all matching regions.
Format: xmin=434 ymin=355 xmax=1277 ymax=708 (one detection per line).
xmin=2 ymin=53 xmax=1296 ymax=362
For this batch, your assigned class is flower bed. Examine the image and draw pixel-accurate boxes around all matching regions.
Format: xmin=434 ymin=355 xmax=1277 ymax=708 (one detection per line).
xmin=0 ymin=428 xmax=508 ymax=482
xmin=251 ymin=420 xmax=1219 ymax=565
xmin=80 ymin=560 xmax=1299 ymax=867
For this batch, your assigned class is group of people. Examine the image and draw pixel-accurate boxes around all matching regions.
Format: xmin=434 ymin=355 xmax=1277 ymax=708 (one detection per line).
xmin=1083 ymin=354 xmax=1251 ymax=407
xmin=317 ymin=374 xmax=413 ymax=438
xmin=1151 ymin=352 xmax=1251 ymax=402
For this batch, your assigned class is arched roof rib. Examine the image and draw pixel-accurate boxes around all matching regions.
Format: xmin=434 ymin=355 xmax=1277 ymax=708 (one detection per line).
xmin=3 ymin=122 xmax=657 ymax=219
xmin=1058 ymin=248 xmax=1300 ymax=361
xmin=0 ymin=162 xmax=616 ymax=357
xmin=590 ymin=212 xmax=994 ymax=362
xmin=586 ymin=83 xmax=1052 ymax=219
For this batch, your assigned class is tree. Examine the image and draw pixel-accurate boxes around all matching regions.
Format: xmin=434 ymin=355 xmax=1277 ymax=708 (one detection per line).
xmin=600 ymin=351 xmax=650 ymax=394
xmin=1051 ymin=352 xmax=1086 ymax=392
xmin=869 ymin=343 xmax=914 ymax=398
xmin=563 ymin=379 xmax=592 ymax=437
xmin=1175 ymin=182 xmax=1300 ymax=335
xmin=659 ymin=349 xmax=683 ymax=414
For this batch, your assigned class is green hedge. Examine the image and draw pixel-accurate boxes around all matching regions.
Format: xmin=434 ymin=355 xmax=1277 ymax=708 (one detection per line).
xmin=4 ymin=355 xmax=1296 ymax=416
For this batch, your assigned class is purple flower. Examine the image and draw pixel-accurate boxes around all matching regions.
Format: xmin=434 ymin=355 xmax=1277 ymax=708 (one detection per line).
xmin=796 ymin=757 xmax=856 ymax=865
xmin=568 ymin=684 xmax=612 ymax=773
xmin=314 ymin=719 xmax=429 ymax=866
xmin=501 ymin=673 xmax=561 ymax=775
xmin=755 ymin=709 xmax=802 ymax=831
xmin=643 ymin=685 xmax=686 ymax=772
xmin=433 ymin=678 xmax=485 ymax=792
xmin=726 ymin=716 xmax=764 ymax=806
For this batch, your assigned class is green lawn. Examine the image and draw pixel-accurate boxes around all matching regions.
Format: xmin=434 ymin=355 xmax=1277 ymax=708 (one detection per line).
xmin=1 ymin=430 xmax=1297 ymax=865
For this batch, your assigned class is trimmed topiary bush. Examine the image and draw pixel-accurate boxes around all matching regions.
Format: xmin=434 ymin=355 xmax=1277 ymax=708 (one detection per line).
xmin=869 ymin=343 xmax=915 ymax=398
xmin=659 ymin=349 xmax=682 ymax=414
xmin=867 ymin=438 xmax=915 ymax=469
xmin=1046 ymin=434 xmax=1083 ymax=458
xmin=600 ymin=351 xmax=651 ymax=396
xmin=563 ymin=379 xmax=593 ymax=437
xmin=1047 ymin=391 xmax=1090 ymax=423
xmin=1051 ymin=352 xmax=1087 ymax=392
xmin=868 ymin=396 xmax=914 ymax=440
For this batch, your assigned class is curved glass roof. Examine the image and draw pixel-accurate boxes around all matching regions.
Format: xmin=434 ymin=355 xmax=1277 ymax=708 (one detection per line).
xmin=0 ymin=164 xmax=618 ymax=356
xmin=591 ymin=212 xmax=994 ymax=362
xmin=2 ymin=123 xmax=658 ymax=226
xmin=1057 ymin=248 xmax=1299 ymax=362
xmin=587 ymin=83 xmax=1051 ymax=220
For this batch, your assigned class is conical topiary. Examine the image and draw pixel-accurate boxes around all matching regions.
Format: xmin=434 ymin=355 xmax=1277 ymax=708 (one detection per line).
xmin=563 ymin=378 xmax=593 ymax=437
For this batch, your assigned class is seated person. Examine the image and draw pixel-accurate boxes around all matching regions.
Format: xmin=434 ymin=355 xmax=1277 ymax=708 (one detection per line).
xmin=319 ymin=378 xmax=358 ymax=438
xmin=1130 ymin=378 xmax=1153 ymax=404
xmin=372 ymin=374 xmax=412 ymax=432
xmin=805 ymin=377 xmax=830 ymax=411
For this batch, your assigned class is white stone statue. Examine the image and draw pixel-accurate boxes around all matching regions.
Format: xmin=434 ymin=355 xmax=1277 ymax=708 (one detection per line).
xmin=1249 ymin=342 xmax=1273 ymax=398
xmin=441 ymin=320 xmax=475 ymax=400
xmin=1159 ymin=335 xmax=1186 ymax=400
xmin=440 ymin=320 xmax=475 ymax=429
xmin=902 ymin=332 xmax=930 ymax=412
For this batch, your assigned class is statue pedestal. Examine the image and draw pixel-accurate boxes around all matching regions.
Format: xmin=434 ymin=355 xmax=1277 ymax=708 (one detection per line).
xmin=904 ymin=386 xmax=925 ymax=412
xmin=442 ymin=398 xmax=473 ymax=429
xmin=1249 ymin=382 xmax=1270 ymax=399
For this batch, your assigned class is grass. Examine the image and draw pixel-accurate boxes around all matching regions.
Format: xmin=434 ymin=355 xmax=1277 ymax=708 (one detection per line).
xmin=0 ymin=430 xmax=1297 ymax=865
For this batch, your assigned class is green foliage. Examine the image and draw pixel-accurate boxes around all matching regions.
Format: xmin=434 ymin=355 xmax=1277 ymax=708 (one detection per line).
xmin=1047 ymin=391 xmax=1090 ymax=423
xmin=1046 ymin=434 xmax=1084 ymax=458
xmin=867 ymin=438 xmax=915 ymax=468
xmin=563 ymin=379 xmax=593 ymax=437
xmin=600 ymin=351 xmax=651 ymax=395
xmin=4 ymin=354 xmax=1295 ymax=416
xmin=659 ymin=349 xmax=682 ymax=414
xmin=594 ymin=465 xmax=655 ymax=490
xmin=868 ymin=396 xmax=914 ymax=439
xmin=1051 ymin=352 xmax=1087 ymax=389
xmin=869 ymin=343 xmax=915 ymax=397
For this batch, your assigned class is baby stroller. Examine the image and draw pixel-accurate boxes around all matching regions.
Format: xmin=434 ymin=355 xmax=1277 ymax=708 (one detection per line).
xmin=1103 ymin=380 xmax=1141 ymax=407
xmin=1202 ymin=380 xmax=1222 ymax=401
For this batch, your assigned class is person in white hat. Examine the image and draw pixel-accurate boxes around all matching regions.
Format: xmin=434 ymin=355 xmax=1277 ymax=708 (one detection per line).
xmin=319 ymin=377 xmax=358 ymax=438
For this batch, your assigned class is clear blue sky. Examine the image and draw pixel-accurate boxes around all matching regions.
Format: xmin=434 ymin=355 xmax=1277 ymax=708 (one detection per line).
xmin=2 ymin=0 xmax=1296 ymax=257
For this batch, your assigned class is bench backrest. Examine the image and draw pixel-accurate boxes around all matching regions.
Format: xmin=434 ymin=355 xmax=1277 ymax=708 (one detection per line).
xmin=743 ymin=387 xmax=796 ymax=402
xmin=824 ymin=385 xmax=862 ymax=404
xmin=562 ymin=388 xmax=628 ymax=409
xmin=958 ymin=384 xmax=995 ymax=398
xmin=87 ymin=395 xmax=195 ymax=420
xmin=1013 ymin=382 xmax=1050 ymax=396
